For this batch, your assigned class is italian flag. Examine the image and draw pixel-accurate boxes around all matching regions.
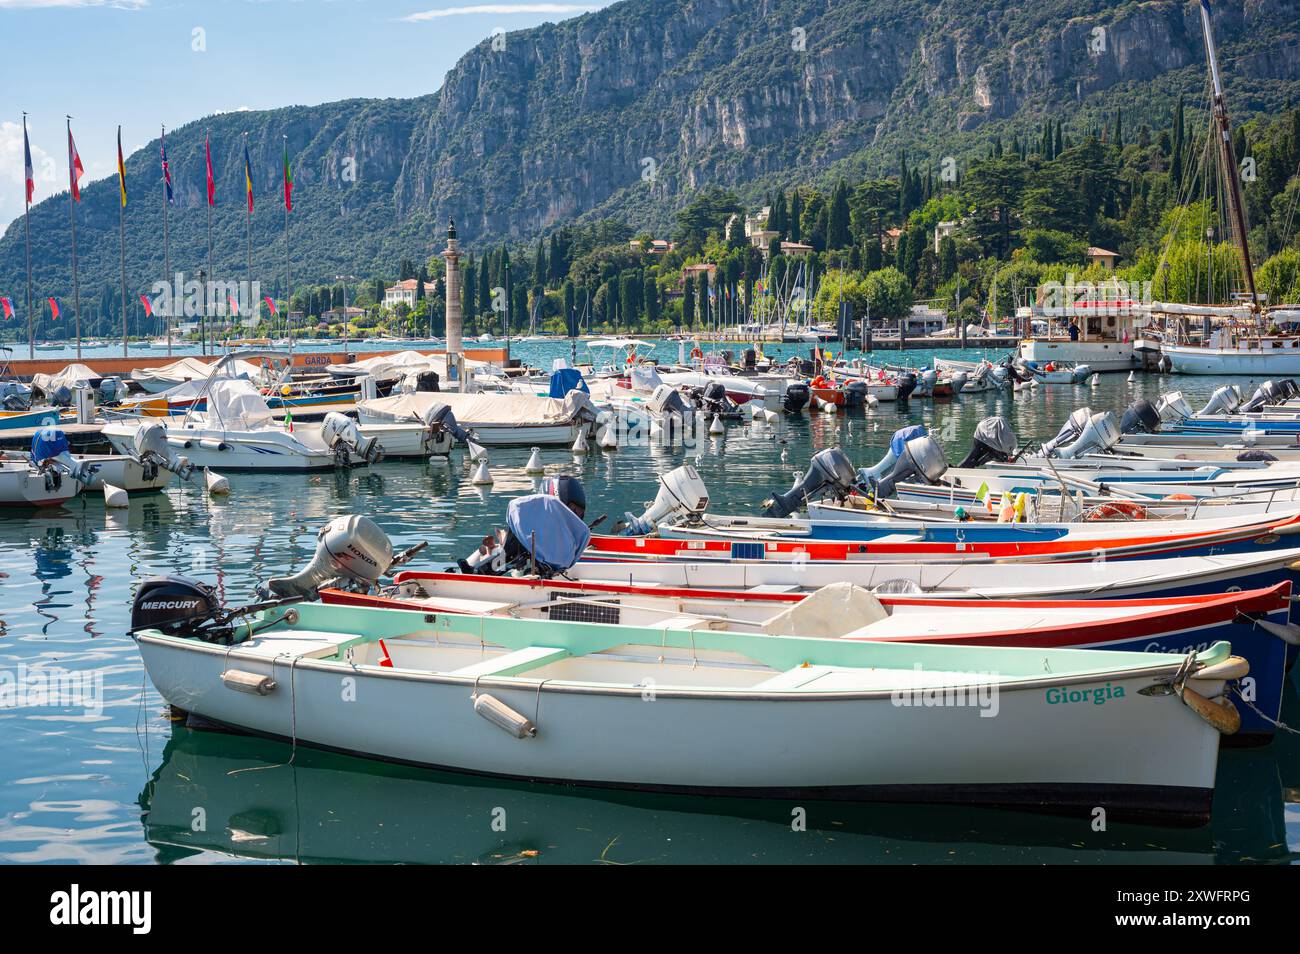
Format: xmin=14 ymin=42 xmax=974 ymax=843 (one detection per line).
xmin=282 ymin=140 xmax=293 ymax=211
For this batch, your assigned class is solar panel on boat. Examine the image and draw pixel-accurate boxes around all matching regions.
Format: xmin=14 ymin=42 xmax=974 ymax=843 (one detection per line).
xmin=730 ymin=542 xmax=765 ymax=561
xmin=547 ymin=594 xmax=621 ymax=625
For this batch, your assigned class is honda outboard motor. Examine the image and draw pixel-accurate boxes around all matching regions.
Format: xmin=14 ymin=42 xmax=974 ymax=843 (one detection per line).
xmin=538 ymin=474 xmax=587 ymax=518
xmin=419 ymin=402 xmax=476 ymax=456
xmin=321 ymin=411 xmax=384 ymax=465
xmin=619 ymin=465 xmax=709 ymax=535
xmin=1198 ymin=385 xmax=1241 ymax=416
xmin=874 ymin=435 xmax=949 ymax=499
xmin=649 ymin=383 xmax=692 ymax=418
xmin=1155 ymin=391 xmax=1194 ymax=423
xmin=857 ymin=425 xmax=927 ymax=486
xmin=1055 ymin=410 xmax=1120 ymax=458
xmin=259 ymin=515 xmax=394 ymax=601
xmin=1241 ymin=381 xmax=1281 ymax=413
xmin=1071 ymin=365 xmax=1094 ymax=384
xmin=764 ymin=447 xmax=858 ymax=518
xmin=1119 ymin=399 xmax=1161 ymax=435
xmin=782 ymin=382 xmax=810 ymax=413
xmin=895 ymin=372 xmax=916 ymax=402
xmin=134 ymin=421 xmax=195 ymax=481
xmin=842 ymin=380 xmax=868 ymax=408
xmin=959 ymin=417 xmax=1017 ymax=467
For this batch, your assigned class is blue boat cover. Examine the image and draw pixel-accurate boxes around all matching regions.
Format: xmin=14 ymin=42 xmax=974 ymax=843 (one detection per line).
xmin=549 ymin=367 xmax=589 ymax=398
xmin=506 ymin=493 xmax=591 ymax=572
xmin=30 ymin=427 xmax=69 ymax=465
xmin=889 ymin=424 xmax=927 ymax=457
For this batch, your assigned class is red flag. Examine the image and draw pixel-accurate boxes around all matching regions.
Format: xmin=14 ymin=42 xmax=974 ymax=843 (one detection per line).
xmin=205 ymin=134 xmax=215 ymax=206
xmin=48 ymin=297 xmax=61 ymax=320
xmin=0 ymin=297 xmax=13 ymax=320
xmin=23 ymin=120 xmax=34 ymax=205
xmin=139 ymin=294 xmax=153 ymax=317
xmin=228 ymin=293 xmax=239 ymax=316
xmin=263 ymin=296 xmax=278 ymax=316
xmin=67 ymin=127 xmax=84 ymax=202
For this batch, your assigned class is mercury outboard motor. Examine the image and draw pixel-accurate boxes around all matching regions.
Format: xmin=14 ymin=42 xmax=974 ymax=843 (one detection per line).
xmin=782 ymin=382 xmax=810 ymax=413
xmin=1119 ymin=399 xmax=1161 ymax=435
xmin=259 ymin=515 xmax=395 ymax=601
xmin=321 ymin=411 xmax=384 ymax=465
xmin=1241 ymin=381 xmax=1281 ymax=413
xmin=1054 ymin=411 xmax=1120 ymax=459
xmin=857 ymin=425 xmax=927 ymax=486
xmin=619 ymin=465 xmax=708 ymax=534
xmin=873 ymin=435 xmax=949 ymax=499
xmin=764 ymin=447 xmax=858 ymax=518
xmin=1198 ymin=385 xmax=1241 ymax=416
xmin=134 ymin=421 xmax=195 ymax=481
xmin=130 ymin=576 xmax=224 ymax=639
xmin=895 ymin=372 xmax=916 ymax=402
xmin=959 ymin=417 xmax=1017 ymax=467
xmin=539 ymin=474 xmax=587 ymax=518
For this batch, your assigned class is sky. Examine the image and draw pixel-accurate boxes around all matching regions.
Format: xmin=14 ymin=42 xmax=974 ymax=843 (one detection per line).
xmin=0 ymin=0 xmax=615 ymax=231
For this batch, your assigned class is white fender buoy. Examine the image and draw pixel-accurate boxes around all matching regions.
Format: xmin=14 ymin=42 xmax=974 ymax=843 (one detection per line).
xmin=649 ymin=419 xmax=664 ymax=442
xmin=471 ymin=458 xmax=494 ymax=485
xmin=708 ymin=414 xmax=726 ymax=436
xmin=102 ymin=483 xmax=129 ymax=508
xmin=467 ymin=440 xmax=488 ymax=463
xmin=599 ymin=425 xmax=619 ymax=450
xmin=1127 ymin=370 xmax=1135 ymax=382
xmin=204 ymin=468 xmax=230 ymax=496
xmin=821 ymin=399 xmax=837 ymax=414
xmin=865 ymin=395 xmax=879 ymax=410
xmin=572 ymin=429 xmax=589 ymax=454
xmin=525 ymin=446 xmax=545 ymax=474
xmin=1090 ymin=374 xmax=1100 ymax=387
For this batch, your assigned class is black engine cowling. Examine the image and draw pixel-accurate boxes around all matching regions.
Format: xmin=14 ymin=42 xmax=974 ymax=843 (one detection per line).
xmin=1119 ymin=399 xmax=1161 ymax=435
xmin=130 ymin=575 xmax=221 ymax=638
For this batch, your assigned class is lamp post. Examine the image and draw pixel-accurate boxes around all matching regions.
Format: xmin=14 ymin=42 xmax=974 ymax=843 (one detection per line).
xmin=198 ymin=268 xmax=207 ymax=355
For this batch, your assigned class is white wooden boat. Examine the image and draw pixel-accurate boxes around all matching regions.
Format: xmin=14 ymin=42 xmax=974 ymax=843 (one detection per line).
xmin=0 ymin=459 xmax=80 ymax=507
xmin=132 ymin=596 xmax=1243 ymax=824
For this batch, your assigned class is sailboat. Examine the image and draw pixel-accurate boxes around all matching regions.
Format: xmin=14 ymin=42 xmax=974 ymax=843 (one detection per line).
xmin=1158 ymin=1 xmax=1300 ymax=374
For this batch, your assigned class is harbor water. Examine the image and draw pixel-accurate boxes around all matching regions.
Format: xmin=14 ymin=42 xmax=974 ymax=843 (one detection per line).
xmin=2 ymin=339 xmax=1298 ymax=864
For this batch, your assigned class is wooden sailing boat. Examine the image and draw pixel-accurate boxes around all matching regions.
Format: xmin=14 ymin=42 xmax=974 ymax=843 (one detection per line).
xmin=1158 ymin=0 xmax=1300 ymax=373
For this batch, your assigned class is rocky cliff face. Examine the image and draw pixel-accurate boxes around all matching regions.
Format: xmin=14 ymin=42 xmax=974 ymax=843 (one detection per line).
xmin=4 ymin=0 xmax=1298 ymax=299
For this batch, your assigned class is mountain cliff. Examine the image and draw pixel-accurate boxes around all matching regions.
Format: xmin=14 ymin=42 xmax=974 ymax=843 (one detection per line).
xmin=3 ymin=0 xmax=1299 ymax=308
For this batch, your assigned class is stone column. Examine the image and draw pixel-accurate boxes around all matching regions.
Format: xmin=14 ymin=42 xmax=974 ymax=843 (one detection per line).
xmin=441 ymin=219 xmax=464 ymax=391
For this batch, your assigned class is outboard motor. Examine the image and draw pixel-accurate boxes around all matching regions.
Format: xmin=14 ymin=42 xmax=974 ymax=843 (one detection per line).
xmin=764 ymin=447 xmax=858 ymax=518
xmin=1 ymin=381 xmax=31 ymax=411
xmin=917 ymin=369 xmax=938 ymax=397
xmin=949 ymin=371 xmax=969 ymax=394
xmin=842 ymin=380 xmax=868 ymax=408
xmin=695 ymin=381 xmax=737 ymax=418
xmin=538 ymin=474 xmax=587 ymax=518
xmin=259 ymin=515 xmax=395 ymax=601
xmin=1241 ymin=381 xmax=1281 ymax=413
xmin=130 ymin=576 xmax=224 ymax=639
xmin=1118 ymin=399 xmax=1161 ymax=435
xmin=1040 ymin=408 xmax=1090 ymax=457
xmin=1199 ymin=385 xmax=1241 ymax=416
xmin=873 ymin=435 xmax=949 ymax=499
xmin=895 ymin=372 xmax=917 ymax=402
xmin=321 ymin=411 xmax=384 ymax=465
xmin=988 ymin=365 xmax=1011 ymax=388
xmin=619 ymin=465 xmax=708 ymax=534
xmin=1278 ymin=379 xmax=1300 ymax=401
xmin=134 ymin=421 xmax=194 ymax=481
xmin=959 ymin=417 xmax=1017 ymax=467
xmin=1070 ymin=365 xmax=1094 ymax=385
xmin=30 ymin=426 xmax=91 ymax=487
xmin=857 ymin=425 xmax=927 ymax=486
xmin=50 ymin=385 xmax=73 ymax=408
xmin=414 ymin=370 xmax=440 ymax=393
xmin=419 ymin=403 xmax=476 ymax=456
xmin=1055 ymin=411 xmax=1120 ymax=459
xmin=97 ymin=376 xmax=125 ymax=405
xmin=648 ymin=384 xmax=693 ymax=442
xmin=458 ymin=494 xmax=591 ymax=578
xmin=782 ymin=382 xmax=810 ymax=413
xmin=1155 ymin=391 xmax=1193 ymax=423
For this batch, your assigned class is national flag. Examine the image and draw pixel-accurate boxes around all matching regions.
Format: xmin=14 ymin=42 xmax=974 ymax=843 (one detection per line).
xmin=0 ymin=297 xmax=12 ymax=320
xmin=205 ymin=135 xmax=215 ymax=206
xmin=48 ymin=297 xmax=61 ymax=320
xmin=282 ymin=139 xmax=293 ymax=211
xmin=263 ymin=296 xmax=278 ymax=316
xmin=283 ymin=407 xmax=293 ymax=433
xmin=974 ymin=481 xmax=990 ymax=502
xmin=67 ymin=127 xmax=84 ymax=202
xmin=243 ymin=141 xmax=254 ymax=213
xmin=160 ymin=129 xmax=173 ymax=204
xmin=228 ymin=293 xmax=239 ymax=316
xmin=139 ymin=294 xmax=153 ymax=317
xmin=23 ymin=121 xmax=35 ymax=205
xmin=117 ymin=125 xmax=127 ymax=208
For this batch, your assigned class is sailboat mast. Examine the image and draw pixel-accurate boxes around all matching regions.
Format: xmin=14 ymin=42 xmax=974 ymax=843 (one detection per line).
xmin=1198 ymin=0 xmax=1258 ymax=309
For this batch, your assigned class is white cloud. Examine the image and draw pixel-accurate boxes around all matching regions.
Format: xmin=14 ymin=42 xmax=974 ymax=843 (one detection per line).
xmin=0 ymin=1 xmax=148 ymax=9
xmin=0 ymin=121 xmax=60 ymax=230
xmin=402 ymin=4 xmax=601 ymax=22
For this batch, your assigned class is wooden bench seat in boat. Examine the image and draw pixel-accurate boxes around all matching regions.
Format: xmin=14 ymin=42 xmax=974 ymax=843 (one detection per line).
xmin=231 ymin=630 xmax=355 ymax=660
xmin=396 ymin=594 xmax=521 ymax=615
xmin=447 ymin=645 xmax=570 ymax=678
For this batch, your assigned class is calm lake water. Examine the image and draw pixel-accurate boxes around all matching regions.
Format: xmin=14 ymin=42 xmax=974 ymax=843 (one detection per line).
xmin=2 ymin=339 xmax=1298 ymax=864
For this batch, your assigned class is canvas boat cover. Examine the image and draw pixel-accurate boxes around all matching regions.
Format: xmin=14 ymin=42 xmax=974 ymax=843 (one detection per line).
xmin=330 ymin=350 xmax=487 ymax=380
xmin=357 ymin=390 xmax=586 ymax=427
xmin=506 ymin=494 xmax=591 ymax=572
xmin=204 ymin=378 xmax=275 ymax=428
xmin=549 ymin=367 xmax=589 ymax=397
xmin=32 ymin=363 xmax=98 ymax=394
xmin=131 ymin=356 xmax=268 ymax=388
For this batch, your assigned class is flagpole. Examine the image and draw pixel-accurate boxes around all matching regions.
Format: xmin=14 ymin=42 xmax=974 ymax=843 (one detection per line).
xmin=162 ymin=125 xmax=172 ymax=357
xmin=66 ymin=117 xmax=82 ymax=360
xmin=22 ymin=113 xmax=34 ymax=360
xmin=243 ymin=133 xmax=252 ymax=322
xmin=284 ymin=135 xmax=292 ymax=358
xmin=118 ymin=125 xmax=128 ymax=358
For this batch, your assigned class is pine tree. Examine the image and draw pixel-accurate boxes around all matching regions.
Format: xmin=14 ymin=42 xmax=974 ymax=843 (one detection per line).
xmin=1113 ymin=108 xmax=1123 ymax=148
xmin=828 ymin=180 xmax=852 ymax=249
xmin=683 ymin=275 xmax=696 ymax=327
xmin=789 ymin=190 xmax=804 ymax=243
xmin=533 ymin=238 xmax=546 ymax=287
